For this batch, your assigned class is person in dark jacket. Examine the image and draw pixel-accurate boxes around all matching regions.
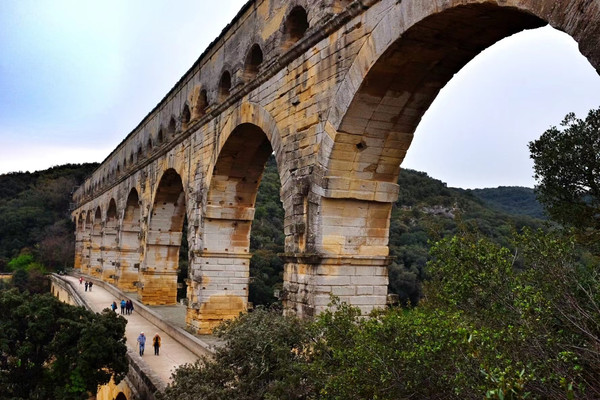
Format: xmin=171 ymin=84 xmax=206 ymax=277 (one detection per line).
xmin=153 ymin=333 xmax=161 ymax=355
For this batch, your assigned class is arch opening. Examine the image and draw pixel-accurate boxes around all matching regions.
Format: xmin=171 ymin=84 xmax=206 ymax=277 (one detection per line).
xmin=189 ymin=123 xmax=282 ymax=333
xmin=74 ymin=213 xmax=86 ymax=271
xmin=328 ymin=4 xmax=546 ymax=185
xmin=282 ymin=6 xmax=309 ymax=50
xmin=141 ymin=169 xmax=186 ymax=305
xmin=181 ymin=104 xmax=191 ymax=130
xmin=168 ymin=117 xmax=177 ymax=136
xmin=90 ymin=207 xmax=103 ymax=278
xmin=194 ymin=89 xmax=209 ymax=118
xmin=118 ymin=188 xmax=141 ymax=292
xmin=102 ymin=199 xmax=119 ymax=284
xmin=219 ymin=71 xmax=232 ymax=102
xmin=244 ymin=44 xmax=263 ymax=81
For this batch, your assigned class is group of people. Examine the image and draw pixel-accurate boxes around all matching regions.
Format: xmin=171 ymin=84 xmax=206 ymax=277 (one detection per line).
xmin=79 ymin=276 xmax=93 ymax=291
xmin=110 ymin=299 xmax=135 ymax=315
xmin=76 ymin=275 xmax=163 ymax=358
xmin=137 ymin=332 xmax=161 ymax=356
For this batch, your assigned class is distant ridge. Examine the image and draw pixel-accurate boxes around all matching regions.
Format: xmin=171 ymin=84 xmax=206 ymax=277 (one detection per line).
xmin=469 ymin=186 xmax=546 ymax=219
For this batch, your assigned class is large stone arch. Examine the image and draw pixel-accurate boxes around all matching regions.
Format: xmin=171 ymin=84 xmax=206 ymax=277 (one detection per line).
xmin=117 ymin=188 xmax=142 ymax=292
xmin=80 ymin=210 xmax=93 ymax=275
xmin=140 ymin=168 xmax=187 ymax=305
xmin=90 ymin=206 xmax=103 ymax=278
xmin=187 ymin=103 xmax=286 ymax=333
xmin=211 ymin=102 xmax=286 ymax=182
xmin=323 ymin=0 xmax=600 ymax=173
xmin=301 ymin=0 xmax=600 ymax=318
xmin=74 ymin=212 xmax=86 ymax=270
xmin=101 ymin=199 xmax=119 ymax=284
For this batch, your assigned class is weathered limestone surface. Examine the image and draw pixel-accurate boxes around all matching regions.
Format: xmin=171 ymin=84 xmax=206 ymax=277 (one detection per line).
xmin=72 ymin=0 xmax=600 ymax=333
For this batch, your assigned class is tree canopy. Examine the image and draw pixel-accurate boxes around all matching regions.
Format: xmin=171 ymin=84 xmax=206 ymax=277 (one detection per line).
xmin=529 ymin=107 xmax=600 ymax=251
xmin=0 ymin=289 xmax=128 ymax=400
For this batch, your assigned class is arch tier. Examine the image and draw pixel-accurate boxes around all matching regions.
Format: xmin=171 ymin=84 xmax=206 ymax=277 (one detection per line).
xmin=72 ymin=0 xmax=600 ymax=333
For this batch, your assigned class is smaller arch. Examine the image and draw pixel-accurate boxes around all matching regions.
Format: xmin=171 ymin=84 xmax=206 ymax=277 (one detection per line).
xmin=194 ymin=89 xmax=209 ymax=118
xmin=147 ymin=137 xmax=153 ymax=151
xmin=282 ymin=6 xmax=309 ymax=50
xmin=107 ymin=199 xmax=118 ymax=223
xmin=129 ymin=152 xmax=134 ymax=166
xmin=137 ymin=144 xmax=143 ymax=160
xmin=169 ymin=116 xmax=177 ymax=135
xmin=219 ymin=71 xmax=232 ymax=102
xmin=181 ymin=104 xmax=191 ymax=130
xmin=94 ymin=206 xmax=102 ymax=224
xmin=244 ymin=44 xmax=263 ymax=81
xmin=117 ymin=164 xmax=121 ymax=175
xmin=156 ymin=127 xmax=165 ymax=144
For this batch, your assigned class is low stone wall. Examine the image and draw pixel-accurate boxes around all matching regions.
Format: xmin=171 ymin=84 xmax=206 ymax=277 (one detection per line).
xmin=50 ymin=274 xmax=91 ymax=308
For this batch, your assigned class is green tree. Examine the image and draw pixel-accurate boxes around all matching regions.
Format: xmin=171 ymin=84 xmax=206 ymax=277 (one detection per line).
xmin=159 ymin=307 xmax=311 ymax=400
xmin=529 ymin=107 xmax=600 ymax=251
xmin=0 ymin=289 xmax=128 ymax=400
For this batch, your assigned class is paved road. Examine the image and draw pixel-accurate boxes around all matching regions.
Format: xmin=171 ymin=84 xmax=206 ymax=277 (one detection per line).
xmin=64 ymin=276 xmax=199 ymax=385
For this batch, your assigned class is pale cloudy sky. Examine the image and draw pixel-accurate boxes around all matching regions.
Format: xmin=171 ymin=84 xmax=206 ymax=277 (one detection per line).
xmin=0 ymin=1 xmax=599 ymax=189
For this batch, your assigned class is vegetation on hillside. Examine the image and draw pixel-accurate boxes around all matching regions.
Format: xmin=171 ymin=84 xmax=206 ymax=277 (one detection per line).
xmin=470 ymin=186 xmax=545 ymax=219
xmin=0 ymin=163 xmax=97 ymax=272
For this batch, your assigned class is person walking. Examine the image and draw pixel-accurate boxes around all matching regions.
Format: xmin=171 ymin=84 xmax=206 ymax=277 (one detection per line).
xmin=152 ymin=333 xmax=161 ymax=356
xmin=127 ymin=300 xmax=134 ymax=315
xmin=120 ymin=299 xmax=126 ymax=315
xmin=88 ymin=281 xmax=93 ymax=291
xmin=111 ymin=301 xmax=118 ymax=312
xmin=84 ymin=281 xmax=88 ymax=292
xmin=137 ymin=332 xmax=146 ymax=356
xmin=79 ymin=276 xmax=83 ymax=285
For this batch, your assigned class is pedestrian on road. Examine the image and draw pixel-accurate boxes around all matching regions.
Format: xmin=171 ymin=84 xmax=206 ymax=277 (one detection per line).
xmin=84 ymin=281 xmax=88 ymax=292
xmin=88 ymin=281 xmax=93 ymax=291
xmin=137 ymin=332 xmax=146 ymax=356
xmin=153 ymin=333 xmax=161 ymax=356
xmin=111 ymin=301 xmax=117 ymax=312
xmin=120 ymin=299 xmax=126 ymax=315
xmin=126 ymin=299 xmax=134 ymax=315
xmin=79 ymin=276 xmax=83 ymax=285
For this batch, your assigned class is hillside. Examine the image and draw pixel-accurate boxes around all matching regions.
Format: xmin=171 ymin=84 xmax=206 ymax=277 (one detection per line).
xmin=0 ymin=163 xmax=98 ymax=270
xmin=469 ymin=186 xmax=545 ymax=219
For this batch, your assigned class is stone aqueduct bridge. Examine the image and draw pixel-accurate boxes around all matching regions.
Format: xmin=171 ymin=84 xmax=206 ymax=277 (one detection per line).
xmin=72 ymin=0 xmax=600 ymax=334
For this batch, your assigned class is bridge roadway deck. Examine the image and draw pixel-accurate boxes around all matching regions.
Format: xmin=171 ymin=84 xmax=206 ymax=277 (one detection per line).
xmin=64 ymin=275 xmax=200 ymax=385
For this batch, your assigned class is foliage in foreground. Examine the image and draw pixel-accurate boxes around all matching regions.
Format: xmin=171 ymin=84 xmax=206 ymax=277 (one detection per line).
xmin=160 ymin=229 xmax=600 ymax=400
xmin=0 ymin=289 xmax=128 ymax=400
